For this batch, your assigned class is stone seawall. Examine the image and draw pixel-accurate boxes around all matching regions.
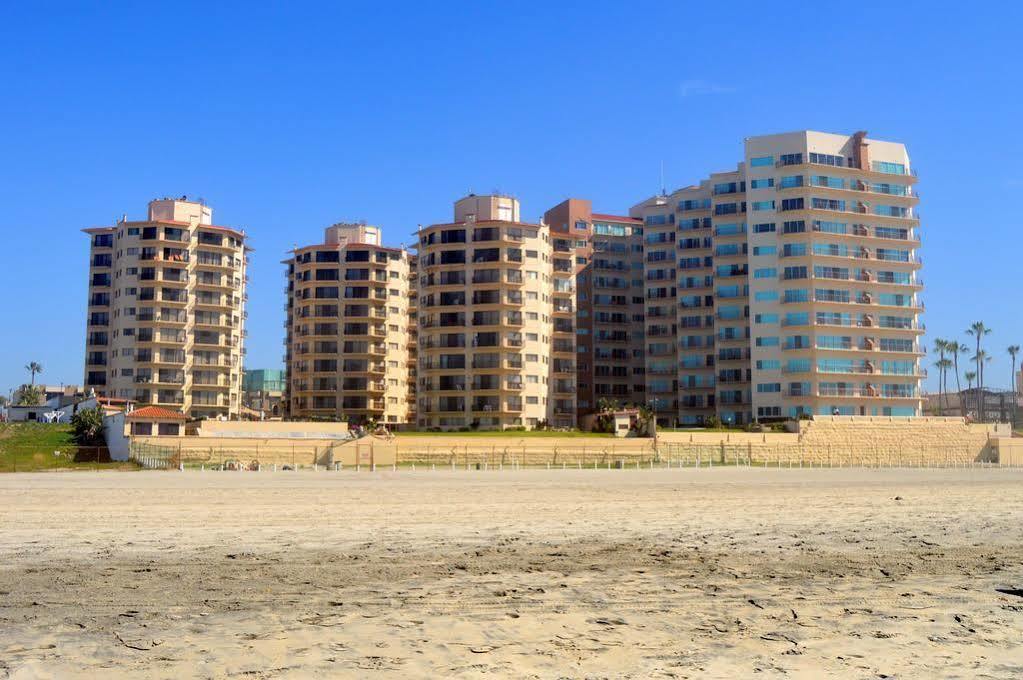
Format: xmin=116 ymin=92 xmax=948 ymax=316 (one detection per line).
xmin=131 ymin=418 xmax=1008 ymax=468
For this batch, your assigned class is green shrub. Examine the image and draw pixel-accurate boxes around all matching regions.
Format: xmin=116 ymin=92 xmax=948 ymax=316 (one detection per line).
xmin=70 ymin=408 xmax=105 ymax=446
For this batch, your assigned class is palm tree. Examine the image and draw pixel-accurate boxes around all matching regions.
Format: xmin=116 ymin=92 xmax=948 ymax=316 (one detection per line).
xmin=933 ymin=339 xmax=950 ymax=414
xmin=934 ymin=358 xmax=952 ymax=415
xmin=973 ymin=350 xmax=992 ymax=421
xmin=24 ymin=361 xmax=43 ymax=386
xmin=1009 ymin=345 xmax=1020 ymax=429
xmin=950 ymin=341 xmax=966 ymax=415
xmin=965 ymin=370 xmax=977 ymax=418
xmin=967 ymin=322 xmax=992 ymax=420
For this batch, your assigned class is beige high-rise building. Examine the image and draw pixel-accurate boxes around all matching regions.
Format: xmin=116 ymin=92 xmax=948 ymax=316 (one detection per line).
xmin=283 ymin=223 xmax=413 ymax=424
xmin=416 ymin=195 xmax=575 ymax=430
xmin=633 ymin=130 xmax=924 ymax=425
xmin=82 ymin=197 xmax=248 ymax=419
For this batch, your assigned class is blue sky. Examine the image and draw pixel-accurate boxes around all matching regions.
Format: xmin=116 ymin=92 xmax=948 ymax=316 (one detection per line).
xmin=1 ymin=1 xmax=1021 ymax=397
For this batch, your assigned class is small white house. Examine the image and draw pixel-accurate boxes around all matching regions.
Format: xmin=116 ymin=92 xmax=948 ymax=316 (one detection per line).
xmin=6 ymin=396 xmax=98 ymax=423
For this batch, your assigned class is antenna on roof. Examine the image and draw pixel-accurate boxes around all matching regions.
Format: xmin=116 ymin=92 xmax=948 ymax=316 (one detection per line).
xmin=660 ymin=160 xmax=666 ymax=196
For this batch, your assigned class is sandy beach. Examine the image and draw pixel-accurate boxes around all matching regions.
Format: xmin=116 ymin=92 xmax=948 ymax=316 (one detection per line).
xmin=0 ymin=468 xmax=1021 ymax=678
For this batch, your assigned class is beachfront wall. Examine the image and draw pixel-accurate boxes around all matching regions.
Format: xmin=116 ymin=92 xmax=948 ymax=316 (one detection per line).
xmin=131 ymin=433 xmax=394 ymax=468
xmin=657 ymin=416 xmax=1003 ymax=466
xmin=992 ymin=437 xmax=1023 ymax=466
xmin=125 ymin=416 xmax=1012 ymax=468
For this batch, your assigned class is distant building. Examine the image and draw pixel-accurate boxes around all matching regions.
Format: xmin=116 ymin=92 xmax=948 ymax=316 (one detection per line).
xmin=242 ymin=369 xmax=285 ymax=418
xmin=283 ymin=223 xmax=414 ymax=424
xmin=82 ymin=197 xmax=249 ymax=419
xmin=543 ymin=199 xmax=646 ymax=417
xmin=924 ymin=388 xmax=1019 ymax=423
xmin=631 ymin=130 xmax=924 ymax=426
xmin=416 ymin=195 xmax=576 ymax=430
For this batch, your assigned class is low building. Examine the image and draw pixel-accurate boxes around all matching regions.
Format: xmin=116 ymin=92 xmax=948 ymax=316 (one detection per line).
xmin=125 ymin=405 xmax=187 ymax=437
xmin=7 ymin=393 xmax=99 ymax=423
xmin=242 ymin=369 xmax=285 ymax=418
xmin=924 ymin=388 xmax=1019 ymax=424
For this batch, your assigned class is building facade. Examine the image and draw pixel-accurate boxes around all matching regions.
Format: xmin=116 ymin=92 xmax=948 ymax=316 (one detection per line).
xmin=415 ymin=195 xmax=575 ymax=430
xmin=543 ymin=199 xmax=646 ymax=418
xmin=82 ymin=198 xmax=248 ymax=419
xmin=283 ymin=223 xmax=413 ymax=424
xmin=632 ymin=130 xmax=924 ymax=425
xmin=242 ymin=368 xmax=285 ymax=417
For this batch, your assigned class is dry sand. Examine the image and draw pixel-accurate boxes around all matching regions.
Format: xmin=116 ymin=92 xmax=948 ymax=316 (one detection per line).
xmin=0 ymin=468 xmax=1021 ymax=679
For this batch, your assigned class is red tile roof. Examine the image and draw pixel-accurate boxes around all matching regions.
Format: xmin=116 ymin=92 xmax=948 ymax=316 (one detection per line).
xmin=126 ymin=406 xmax=187 ymax=421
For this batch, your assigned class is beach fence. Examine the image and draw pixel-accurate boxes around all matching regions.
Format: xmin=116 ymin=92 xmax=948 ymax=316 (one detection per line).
xmin=392 ymin=439 xmax=661 ymax=469
xmin=121 ymin=431 xmax=1018 ymax=473
xmin=654 ymin=441 xmax=1006 ymax=469
xmin=0 ymin=444 xmax=115 ymax=472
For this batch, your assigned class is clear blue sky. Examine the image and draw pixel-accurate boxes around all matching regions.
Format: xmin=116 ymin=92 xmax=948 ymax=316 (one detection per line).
xmin=2 ymin=2 xmax=1021 ymax=397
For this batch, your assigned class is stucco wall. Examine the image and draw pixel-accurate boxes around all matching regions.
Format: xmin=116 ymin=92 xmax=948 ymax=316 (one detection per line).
xmin=195 ymin=420 xmax=349 ymax=438
xmin=132 ymin=433 xmax=393 ymax=467
xmin=128 ymin=417 xmax=1011 ymax=468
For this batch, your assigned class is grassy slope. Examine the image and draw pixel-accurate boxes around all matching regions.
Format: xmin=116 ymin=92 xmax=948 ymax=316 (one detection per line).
xmin=0 ymin=423 xmax=135 ymax=472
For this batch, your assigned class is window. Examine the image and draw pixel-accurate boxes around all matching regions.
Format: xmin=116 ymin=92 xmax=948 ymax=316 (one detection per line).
xmin=754 ymin=291 xmax=779 ymax=302
xmin=753 ymin=246 xmax=776 ymax=256
xmin=751 ymin=200 xmax=775 ymax=211
xmin=753 ymin=268 xmax=776 ymax=279
xmin=750 ymin=156 xmax=774 ymax=167
xmin=783 ymin=312 xmax=809 ymax=326
xmin=750 ymin=178 xmax=774 ymax=189
xmin=782 ymin=266 xmax=807 ymax=280
xmin=756 ymin=337 xmax=779 ymax=347
xmin=874 ymin=205 xmax=909 ymax=218
xmin=754 ymin=313 xmax=779 ymax=323
xmin=812 ymin=197 xmax=845 ymax=211
xmin=756 ymin=360 xmax=781 ymax=370
xmin=809 ymin=152 xmax=845 ymax=167
xmin=779 ymin=153 xmax=803 ymax=166
xmin=811 ymin=175 xmax=844 ymax=189
xmin=871 ymin=160 xmax=908 ymax=175
xmin=715 ymin=222 xmax=745 ymax=236
xmin=753 ymin=222 xmax=775 ymax=233
xmin=756 ymin=383 xmax=781 ymax=393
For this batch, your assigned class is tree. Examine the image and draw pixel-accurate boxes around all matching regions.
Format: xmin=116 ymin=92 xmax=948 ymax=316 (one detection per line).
xmin=24 ymin=361 xmax=43 ymax=386
xmin=934 ymin=358 xmax=952 ymax=415
xmin=70 ymin=408 xmax=105 ymax=446
xmin=973 ymin=350 xmax=992 ymax=421
xmin=593 ymin=398 xmax=621 ymax=433
xmin=1009 ymin=345 xmax=1020 ymax=429
xmin=950 ymin=341 xmax=966 ymax=415
xmin=967 ymin=322 xmax=992 ymax=420
xmin=965 ymin=371 xmax=977 ymax=418
xmin=14 ymin=384 xmax=42 ymax=406
xmin=933 ymin=339 xmax=949 ymax=414
xmin=634 ymin=404 xmax=655 ymax=437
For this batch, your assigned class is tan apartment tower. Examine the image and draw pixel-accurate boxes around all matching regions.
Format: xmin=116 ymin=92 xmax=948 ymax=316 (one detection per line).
xmin=632 ymin=130 xmax=924 ymax=425
xmin=416 ymin=195 xmax=576 ymax=430
xmin=82 ymin=198 xmax=249 ymax=419
xmin=283 ymin=223 xmax=413 ymax=424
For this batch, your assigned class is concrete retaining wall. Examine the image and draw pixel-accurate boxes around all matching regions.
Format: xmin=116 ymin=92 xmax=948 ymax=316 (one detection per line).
xmin=131 ymin=418 xmax=1015 ymax=467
